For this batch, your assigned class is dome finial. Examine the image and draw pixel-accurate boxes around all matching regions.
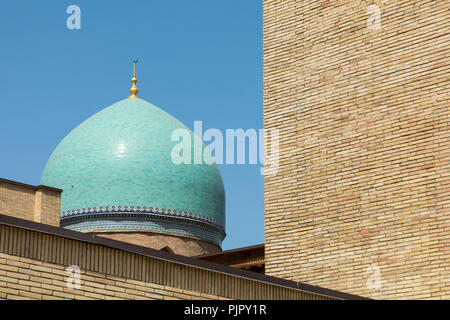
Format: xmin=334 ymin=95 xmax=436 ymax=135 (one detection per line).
xmin=129 ymin=59 xmax=139 ymax=98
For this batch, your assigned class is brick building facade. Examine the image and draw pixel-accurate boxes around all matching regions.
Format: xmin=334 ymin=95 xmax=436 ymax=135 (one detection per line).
xmin=263 ymin=0 xmax=449 ymax=299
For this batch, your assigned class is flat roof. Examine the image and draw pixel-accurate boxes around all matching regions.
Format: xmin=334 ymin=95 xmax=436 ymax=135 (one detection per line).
xmin=0 ymin=177 xmax=62 ymax=193
xmin=0 ymin=214 xmax=368 ymax=300
xmin=196 ymin=243 xmax=264 ymax=259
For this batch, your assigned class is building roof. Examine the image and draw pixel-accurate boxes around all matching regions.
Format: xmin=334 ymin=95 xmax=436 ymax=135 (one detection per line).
xmin=40 ymin=97 xmax=226 ymax=246
xmin=0 ymin=213 xmax=367 ymax=300
xmin=0 ymin=177 xmax=62 ymax=193
xmin=197 ymin=244 xmax=265 ymax=273
xmin=198 ymin=243 xmax=265 ymax=257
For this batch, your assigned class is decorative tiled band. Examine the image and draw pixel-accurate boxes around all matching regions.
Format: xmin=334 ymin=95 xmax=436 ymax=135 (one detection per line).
xmin=61 ymin=215 xmax=225 ymax=246
xmin=60 ymin=205 xmax=225 ymax=230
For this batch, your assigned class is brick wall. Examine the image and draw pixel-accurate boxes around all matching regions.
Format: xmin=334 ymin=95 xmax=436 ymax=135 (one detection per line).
xmin=263 ymin=0 xmax=449 ymax=299
xmin=99 ymin=232 xmax=221 ymax=257
xmin=0 ymin=222 xmax=339 ymax=300
xmin=0 ymin=181 xmax=35 ymax=222
xmin=0 ymin=252 xmax=228 ymax=300
xmin=0 ymin=179 xmax=61 ymax=227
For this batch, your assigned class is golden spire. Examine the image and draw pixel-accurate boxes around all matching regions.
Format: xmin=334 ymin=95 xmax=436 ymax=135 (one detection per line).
xmin=129 ymin=59 xmax=139 ymax=98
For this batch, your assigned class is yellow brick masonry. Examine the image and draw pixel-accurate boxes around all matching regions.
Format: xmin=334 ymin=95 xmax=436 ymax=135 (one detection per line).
xmin=0 ymin=252 xmax=228 ymax=300
xmin=0 ymin=179 xmax=61 ymax=227
xmin=263 ymin=0 xmax=449 ymax=299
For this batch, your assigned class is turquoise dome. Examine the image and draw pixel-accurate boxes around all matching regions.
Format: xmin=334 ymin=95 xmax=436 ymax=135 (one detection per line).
xmin=41 ymin=97 xmax=226 ymax=246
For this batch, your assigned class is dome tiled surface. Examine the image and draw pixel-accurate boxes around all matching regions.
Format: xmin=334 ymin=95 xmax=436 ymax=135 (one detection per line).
xmin=41 ymin=97 xmax=226 ymax=246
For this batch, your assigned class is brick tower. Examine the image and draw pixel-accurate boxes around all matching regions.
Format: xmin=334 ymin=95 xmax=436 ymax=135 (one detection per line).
xmin=263 ymin=0 xmax=449 ymax=299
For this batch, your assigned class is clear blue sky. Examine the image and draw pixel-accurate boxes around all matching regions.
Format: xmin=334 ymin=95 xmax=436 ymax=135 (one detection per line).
xmin=0 ymin=1 xmax=263 ymax=250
